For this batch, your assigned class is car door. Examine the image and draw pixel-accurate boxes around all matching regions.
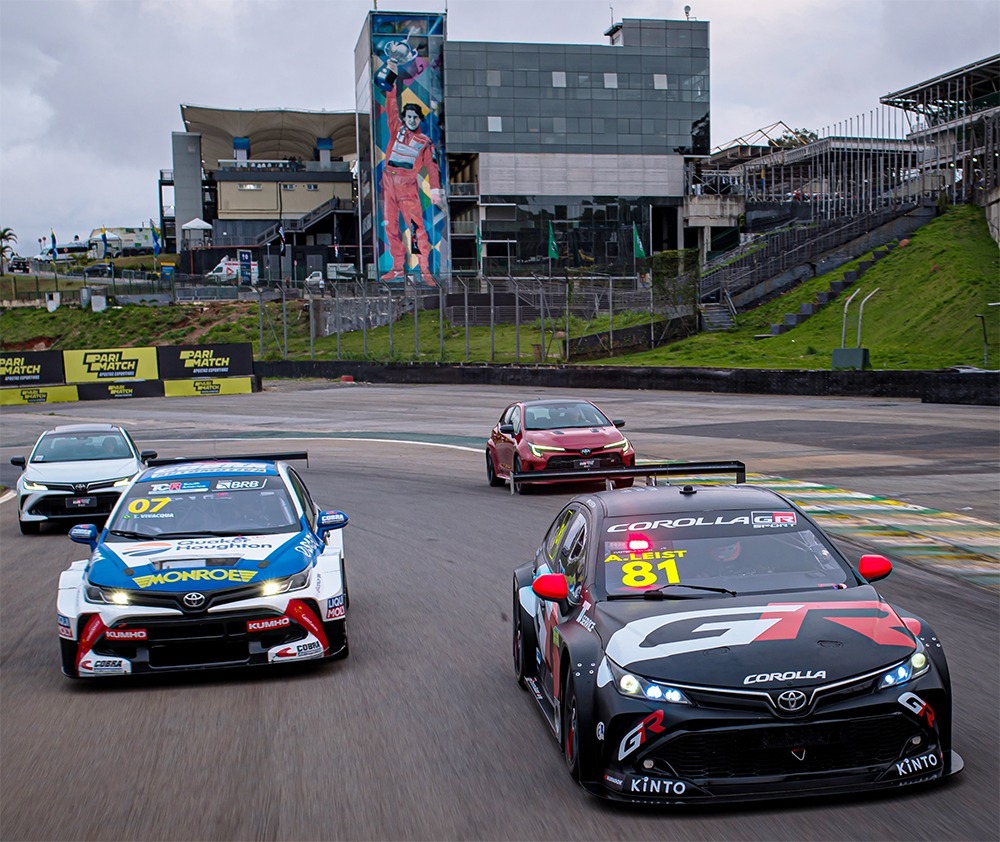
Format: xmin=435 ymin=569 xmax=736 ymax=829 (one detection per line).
xmin=494 ymin=404 xmax=521 ymax=475
xmin=533 ymin=505 xmax=588 ymax=703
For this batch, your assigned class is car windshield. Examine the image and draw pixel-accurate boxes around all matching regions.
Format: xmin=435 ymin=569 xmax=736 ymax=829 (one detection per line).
xmin=106 ymin=478 xmax=300 ymax=536
xmin=31 ymin=432 xmax=132 ymax=463
xmin=524 ymin=402 xmax=611 ymax=430
xmin=601 ymin=509 xmax=852 ymax=596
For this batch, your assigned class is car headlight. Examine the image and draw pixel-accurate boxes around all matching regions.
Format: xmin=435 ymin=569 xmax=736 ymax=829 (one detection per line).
xmin=260 ymin=568 xmax=311 ymax=597
xmin=608 ymin=659 xmax=691 ymax=704
xmin=528 ymin=443 xmax=566 ymax=458
xmin=604 ymin=437 xmax=631 ymax=451
xmin=22 ymin=480 xmax=48 ymax=491
xmin=85 ymin=585 xmax=131 ymax=605
xmin=877 ymin=643 xmax=931 ymax=690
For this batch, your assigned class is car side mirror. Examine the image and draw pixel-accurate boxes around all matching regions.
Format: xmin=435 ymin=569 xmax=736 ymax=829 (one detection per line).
xmin=10 ymin=456 xmax=25 ymax=469
xmin=317 ymin=510 xmax=349 ymax=538
xmin=532 ymin=572 xmax=569 ymax=601
xmin=499 ymin=423 xmax=515 ymax=435
xmin=858 ymin=554 xmax=892 ymax=582
xmin=69 ymin=523 xmax=99 ymax=549
xmin=613 ymin=419 xmax=625 ymax=428
xmin=140 ymin=450 xmax=157 ymax=464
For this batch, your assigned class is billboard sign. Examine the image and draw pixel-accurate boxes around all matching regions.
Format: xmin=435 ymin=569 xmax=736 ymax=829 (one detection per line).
xmin=370 ymin=12 xmax=450 ymax=286
xmin=0 ymin=350 xmax=65 ymax=387
xmin=157 ymin=344 xmax=254 ymax=380
xmin=63 ymin=348 xmax=159 ymax=383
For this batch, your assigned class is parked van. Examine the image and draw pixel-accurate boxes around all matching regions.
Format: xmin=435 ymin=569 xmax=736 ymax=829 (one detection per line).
xmin=205 ymin=256 xmax=259 ymax=284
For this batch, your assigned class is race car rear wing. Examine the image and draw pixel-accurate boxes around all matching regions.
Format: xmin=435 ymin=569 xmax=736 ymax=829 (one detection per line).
xmin=510 ymin=460 xmax=746 ymax=494
xmin=147 ymin=451 xmax=309 ymax=467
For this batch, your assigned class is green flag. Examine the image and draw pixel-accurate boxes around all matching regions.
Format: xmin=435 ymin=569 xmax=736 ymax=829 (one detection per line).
xmin=548 ymin=221 xmax=558 ymax=260
xmin=633 ymin=223 xmax=646 ymax=259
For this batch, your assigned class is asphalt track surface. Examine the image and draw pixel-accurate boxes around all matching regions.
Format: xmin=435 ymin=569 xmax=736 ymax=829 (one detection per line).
xmin=1 ymin=383 xmax=997 ymax=842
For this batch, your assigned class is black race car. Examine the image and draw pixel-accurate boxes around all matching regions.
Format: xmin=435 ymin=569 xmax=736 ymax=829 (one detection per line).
xmin=512 ymin=461 xmax=962 ymax=803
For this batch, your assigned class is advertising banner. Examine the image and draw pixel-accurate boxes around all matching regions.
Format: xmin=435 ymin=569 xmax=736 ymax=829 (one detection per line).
xmin=0 ymin=350 xmax=65 ymax=387
xmin=63 ymin=347 xmax=159 ymax=382
xmin=370 ymin=12 xmax=450 ymax=286
xmin=0 ymin=385 xmax=79 ymax=406
xmin=77 ymin=381 xmax=166 ymax=401
xmin=163 ymin=378 xmax=255 ymax=398
xmin=157 ymin=344 xmax=254 ymax=379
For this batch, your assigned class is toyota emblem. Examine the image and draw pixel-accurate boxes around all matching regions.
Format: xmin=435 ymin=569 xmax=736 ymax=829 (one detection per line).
xmin=73 ymin=483 xmax=88 ymax=494
xmin=776 ymin=689 xmax=808 ymax=712
xmin=580 ymin=448 xmax=592 ymax=456
xmin=182 ymin=592 xmax=207 ymax=609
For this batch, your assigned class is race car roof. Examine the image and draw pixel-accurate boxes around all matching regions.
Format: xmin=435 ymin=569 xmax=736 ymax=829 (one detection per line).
xmin=142 ymin=461 xmax=282 ymax=481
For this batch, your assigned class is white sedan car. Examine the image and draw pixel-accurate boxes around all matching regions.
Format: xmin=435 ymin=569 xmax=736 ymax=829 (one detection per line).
xmin=10 ymin=424 xmax=156 ymax=534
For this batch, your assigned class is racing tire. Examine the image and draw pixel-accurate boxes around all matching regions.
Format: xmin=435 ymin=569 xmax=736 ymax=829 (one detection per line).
xmin=18 ymin=519 xmax=40 ymax=535
xmin=562 ymin=673 xmax=583 ymax=781
xmin=486 ymin=450 xmax=504 ymax=487
xmin=512 ymin=456 xmax=527 ymax=495
xmin=512 ymin=584 xmax=536 ymax=690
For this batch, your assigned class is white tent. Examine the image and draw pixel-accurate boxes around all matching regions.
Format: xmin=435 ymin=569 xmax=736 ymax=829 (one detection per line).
xmin=181 ymin=217 xmax=213 ymax=230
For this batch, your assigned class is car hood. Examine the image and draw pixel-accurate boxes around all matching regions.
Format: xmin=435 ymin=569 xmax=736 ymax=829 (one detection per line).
xmin=524 ymin=427 xmax=624 ymax=448
xmin=24 ymin=458 xmax=139 ymax=484
xmin=87 ymin=530 xmax=320 ymax=591
xmin=593 ymin=586 xmax=917 ymax=688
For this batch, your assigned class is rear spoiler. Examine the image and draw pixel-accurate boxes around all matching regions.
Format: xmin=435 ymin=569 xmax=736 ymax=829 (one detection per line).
xmin=511 ymin=460 xmax=745 ymax=494
xmin=146 ymin=451 xmax=309 ymax=467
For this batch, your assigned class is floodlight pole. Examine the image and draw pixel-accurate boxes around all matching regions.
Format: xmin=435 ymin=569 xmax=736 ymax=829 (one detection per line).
xmin=840 ymin=288 xmax=861 ymax=348
xmin=856 ymin=288 xmax=879 ymax=347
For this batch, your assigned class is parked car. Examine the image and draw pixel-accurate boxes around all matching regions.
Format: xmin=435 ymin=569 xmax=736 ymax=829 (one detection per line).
xmin=304 ymin=271 xmax=326 ymax=290
xmin=10 ymin=424 xmax=156 ymax=534
xmin=9 ymin=256 xmax=30 ymax=273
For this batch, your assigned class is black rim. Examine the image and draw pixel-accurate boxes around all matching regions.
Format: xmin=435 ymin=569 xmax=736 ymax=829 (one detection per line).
xmin=565 ymin=689 xmax=578 ymax=769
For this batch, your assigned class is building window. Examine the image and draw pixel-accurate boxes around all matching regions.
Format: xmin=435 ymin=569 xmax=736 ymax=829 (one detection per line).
xmin=553 ymin=116 xmax=566 ymax=134
xmin=488 ymin=116 xmax=503 ymax=132
xmin=281 ymin=184 xmax=295 ymax=191
xmin=552 ymin=71 xmax=566 ymax=88
xmin=654 ymin=73 xmax=668 ymax=90
xmin=306 ymin=184 xmax=319 ymax=191
xmin=237 ymin=183 xmax=262 ymax=191
xmin=486 ymin=69 xmax=501 ymax=87
xmin=604 ymin=72 xmax=618 ymax=89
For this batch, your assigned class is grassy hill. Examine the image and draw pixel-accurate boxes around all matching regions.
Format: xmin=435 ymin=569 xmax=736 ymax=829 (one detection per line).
xmin=1 ymin=205 xmax=997 ymax=370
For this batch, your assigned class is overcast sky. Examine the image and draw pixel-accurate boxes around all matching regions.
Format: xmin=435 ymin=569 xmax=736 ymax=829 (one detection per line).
xmin=1 ymin=0 xmax=997 ymax=252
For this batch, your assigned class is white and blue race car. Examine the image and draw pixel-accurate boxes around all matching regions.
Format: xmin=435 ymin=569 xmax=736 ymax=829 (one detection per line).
xmin=57 ymin=452 xmax=350 ymax=679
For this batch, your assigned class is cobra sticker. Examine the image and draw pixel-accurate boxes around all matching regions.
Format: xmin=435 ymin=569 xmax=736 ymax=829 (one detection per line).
xmin=606 ymin=601 xmax=915 ymax=669
xmin=79 ymin=658 xmax=131 ymax=675
xmin=269 ymin=639 xmax=323 ymax=661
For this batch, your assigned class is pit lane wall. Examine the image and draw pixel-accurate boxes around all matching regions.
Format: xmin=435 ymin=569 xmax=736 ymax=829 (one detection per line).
xmin=0 ymin=344 xmax=258 ymax=405
xmin=254 ymin=361 xmax=998 ymax=406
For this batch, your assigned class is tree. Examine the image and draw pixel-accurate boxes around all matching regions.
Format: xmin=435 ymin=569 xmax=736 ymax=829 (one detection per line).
xmin=769 ymin=128 xmax=818 ymax=149
xmin=0 ymin=227 xmax=17 ymax=275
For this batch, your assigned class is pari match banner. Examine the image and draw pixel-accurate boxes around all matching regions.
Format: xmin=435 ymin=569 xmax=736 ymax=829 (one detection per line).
xmin=63 ymin=347 xmax=159 ymax=383
xmin=157 ymin=344 xmax=254 ymax=379
xmin=163 ymin=378 xmax=255 ymax=398
xmin=370 ymin=12 xmax=450 ymax=286
xmin=77 ymin=381 xmax=166 ymax=401
xmin=0 ymin=350 xmax=66 ymax=387
xmin=0 ymin=384 xmax=79 ymax=406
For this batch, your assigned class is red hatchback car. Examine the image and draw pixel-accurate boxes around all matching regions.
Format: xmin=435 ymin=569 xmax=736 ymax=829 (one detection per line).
xmin=486 ymin=398 xmax=636 ymax=493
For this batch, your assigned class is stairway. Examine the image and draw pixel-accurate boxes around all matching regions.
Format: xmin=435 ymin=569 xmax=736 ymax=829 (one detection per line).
xmin=701 ymin=303 xmax=736 ymax=331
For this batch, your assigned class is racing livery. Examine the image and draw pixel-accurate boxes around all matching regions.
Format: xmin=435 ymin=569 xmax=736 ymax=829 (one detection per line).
xmin=512 ymin=461 xmax=962 ymax=802
xmin=57 ymin=452 xmax=350 ymax=678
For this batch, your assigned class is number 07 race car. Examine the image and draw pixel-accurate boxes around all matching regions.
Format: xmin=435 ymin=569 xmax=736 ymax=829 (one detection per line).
xmin=512 ymin=461 xmax=963 ymax=803
xmin=57 ymin=452 xmax=350 ymax=679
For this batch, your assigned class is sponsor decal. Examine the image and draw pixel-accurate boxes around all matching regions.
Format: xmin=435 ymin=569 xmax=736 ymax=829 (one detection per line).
xmin=743 ymin=669 xmax=827 ymax=685
xmin=214 ymin=479 xmax=265 ymax=491
xmin=608 ymin=516 xmax=750 ymax=533
xmin=132 ymin=569 xmax=257 ymax=588
xmin=273 ymin=640 xmax=323 ymax=660
xmin=596 ymin=722 xmax=605 ymax=741
xmin=120 ymin=542 xmax=174 ymax=558
xmin=294 ymin=534 xmax=321 ymax=558
xmin=18 ymin=388 xmax=48 ymax=403
xmin=751 ymin=510 xmax=796 ymax=528
xmin=108 ymin=384 xmax=134 ymax=398
xmin=898 ymin=691 xmax=936 ymax=727
xmin=149 ymin=463 xmax=269 ymax=478
xmin=627 ymin=777 xmax=687 ymax=795
xmin=618 ymin=710 xmax=666 ymax=761
xmin=1 ymin=357 xmax=41 ymax=377
xmin=192 ymin=380 xmax=222 ymax=395
xmin=105 ymin=628 xmax=148 ymax=641
xmin=58 ymin=614 xmax=74 ymax=639
xmin=607 ymin=601 xmax=915 ymax=668
xmin=524 ymin=676 xmax=544 ymax=702
xmin=575 ymin=600 xmax=596 ymax=633
xmin=80 ymin=658 xmax=128 ymax=674
xmin=247 ymin=616 xmax=291 ymax=633
xmin=325 ymin=595 xmax=346 ymax=621
xmin=895 ymin=752 xmax=940 ymax=777
xmin=603 ymin=773 xmax=624 ymax=789
xmin=149 ymin=481 xmax=210 ymax=493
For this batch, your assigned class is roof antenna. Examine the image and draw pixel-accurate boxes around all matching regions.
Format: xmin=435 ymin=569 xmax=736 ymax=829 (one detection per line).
xmin=609 ymin=4 xmax=614 ymax=26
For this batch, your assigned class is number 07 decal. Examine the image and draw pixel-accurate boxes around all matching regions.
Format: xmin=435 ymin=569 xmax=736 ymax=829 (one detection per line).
xmin=127 ymin=497 xmax=171 ymax=514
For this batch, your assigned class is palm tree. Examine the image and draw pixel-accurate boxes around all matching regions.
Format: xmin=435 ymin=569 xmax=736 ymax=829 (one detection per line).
xmin=0 ymin=227 xmax=17 ymax=275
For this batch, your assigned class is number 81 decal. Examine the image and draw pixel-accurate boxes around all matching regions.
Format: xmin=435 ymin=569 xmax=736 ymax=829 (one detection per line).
xmin=127 ymin=497 xmax=171 ymax=514
xmin=606 ymin=550 xmax=686 ymax=588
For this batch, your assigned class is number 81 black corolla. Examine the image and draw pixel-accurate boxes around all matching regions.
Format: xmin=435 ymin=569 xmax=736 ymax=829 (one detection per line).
xmin=511 ymin=461 xmax=962 ymax=803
